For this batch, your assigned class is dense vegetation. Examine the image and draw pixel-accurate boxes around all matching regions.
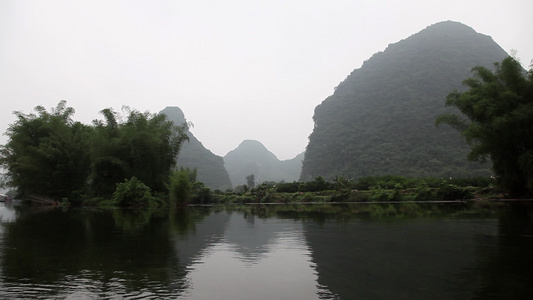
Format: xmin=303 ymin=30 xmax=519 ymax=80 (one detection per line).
xmin=210 ymin=175 xmax=500 ymax=205
xmin=0 ymin=101 xmax=507 ymax=206
xmin=301 ymin=21 xmax=508 ymax=181
xmin=160 ymin=106 xmax=232 ymax=190
xmin=437 ymin=57 xmax=533 ymax=197
xmin=0 ymin=101 xmax=189 ymax=206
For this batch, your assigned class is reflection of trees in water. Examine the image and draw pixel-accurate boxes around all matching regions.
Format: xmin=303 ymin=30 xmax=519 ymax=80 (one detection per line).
xmin=0 ymin=207 xmax=218 ymax=297
xmin=461 ymin=204 xmax=533 ymax=299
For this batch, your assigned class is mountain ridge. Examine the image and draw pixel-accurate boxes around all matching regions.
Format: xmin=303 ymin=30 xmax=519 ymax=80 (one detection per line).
xmin=160 ymin=106 xmax=233 ymax=190
xmin=224 ymin=140 xmax=303 ymax=186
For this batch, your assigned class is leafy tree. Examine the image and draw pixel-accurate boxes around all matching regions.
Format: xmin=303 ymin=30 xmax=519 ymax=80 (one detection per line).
xmin=436 ymin=57 xmax=533 ymax=196
xmin=301 ymin=176 xmax=332 ymax=192
xmin=246 ymin=174 xmax=255 ymax=189
xmin=168 ymin=168 xmax=193 ymax=204
xmin=0 ymin=101 xmax=91 ymax=201
xmin=89 ymin=107 xmax=189 ymax=198
xmin=190 ymin=181 xmax=213 ymax=204
xmin=1 ymin=102 xmax=190 ymax=203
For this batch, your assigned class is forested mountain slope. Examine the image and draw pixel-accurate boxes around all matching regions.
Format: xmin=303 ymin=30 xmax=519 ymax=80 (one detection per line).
xmin=224 ymin=140 xmax=303 ymax=186
xmin=300 ymin=21 xmax=508 ymax=181
xmin=160 ymin=107 xmax=232 ymax=190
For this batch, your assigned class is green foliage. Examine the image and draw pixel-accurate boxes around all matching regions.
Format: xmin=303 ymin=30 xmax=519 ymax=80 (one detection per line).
xmin=89 ymin=107 xmax=189 ymax=197
xmin=436 ymin=184 xmax=473 ymax=200
xmin=370 ymin=187 xmax=391 ymax=202
xmin=436 ymin=57 xmax=533 ymax=196
xmin=190 ymin=181 xmax=213 ymax=204
xmin=414 ymin=185 xmax=434 ymax=201
xmin=0 ymin=101 xmax=189 ymax=204
xmin=0 ymin=101 xmax=91 ymax=202
xmin=300 ymin=176 xmax=332 ymax=192
xmin=166 ymin=167 xmax=212 ymax=205
xmin=355 ymin=175 xmax=416 ymax=190
xmin=275 ymin=181 xmax=300 ymax=193
xmin=168 ymin=168 xmax=193 ymax=204
xmin=251 ymin=183 xmax=276 ymax=202
xmin=112 ymin=177 xmax=155 ymax=207
xmin=332 ymin=176 xmax=355 ymax=191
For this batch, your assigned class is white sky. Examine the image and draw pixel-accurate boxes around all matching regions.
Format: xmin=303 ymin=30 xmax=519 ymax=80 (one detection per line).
xmin=1 ymin=0 xmax=531 ymax=160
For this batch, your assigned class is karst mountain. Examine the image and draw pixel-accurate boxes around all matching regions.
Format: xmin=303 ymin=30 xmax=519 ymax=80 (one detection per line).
xmin=300 ymin=21 xmax=508 ymax=181
xmin=224 ymin=140 xmax=303 ymax=187
xmin=159 ymin=106 xmax=232 ymax=190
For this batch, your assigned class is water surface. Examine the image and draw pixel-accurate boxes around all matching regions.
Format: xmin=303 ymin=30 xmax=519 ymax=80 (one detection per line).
xmin=0 ymin=202 xmax=531 ymax=299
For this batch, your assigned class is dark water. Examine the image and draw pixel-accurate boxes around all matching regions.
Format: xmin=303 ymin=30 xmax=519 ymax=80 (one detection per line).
xmin=0 ymin=201 xmax=532 ymax=299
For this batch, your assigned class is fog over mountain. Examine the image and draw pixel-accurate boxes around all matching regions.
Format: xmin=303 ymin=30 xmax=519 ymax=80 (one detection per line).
xmin=224 ymin=140 xmax=303 ymax=187
xmin=2 ymin=1 xmax=529 ymax=164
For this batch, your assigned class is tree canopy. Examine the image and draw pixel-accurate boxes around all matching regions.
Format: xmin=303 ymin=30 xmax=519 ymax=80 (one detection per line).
xmin=436 ymin=57 xmax=533 ymax=196
xmin=0 ymin=101 xmax=189 ymax=203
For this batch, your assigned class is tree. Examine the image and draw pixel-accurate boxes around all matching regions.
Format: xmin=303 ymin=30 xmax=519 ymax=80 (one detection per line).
xmin=168 ymin=168 xmax=193 ymax=204
xmin=88 ymin=107 xmax=189 ymax=197
xmin=246 ymin=174 xmax=255 ymax=189
xmin=0 ymin=101 xmax=190 ymax=204
xmin=0 ymin=101 xmax=91 ymax=201
xmin=436 ymin=57 xmax=533 ymax=196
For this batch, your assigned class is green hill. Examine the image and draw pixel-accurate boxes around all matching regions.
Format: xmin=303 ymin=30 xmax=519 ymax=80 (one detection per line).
xmin=224 ymin=140 xmax=303 ymax=186
xmin=159 ymin=107 xmax=232 ymax=190
xmin=300 ymin=21 xmax=508 ymax=181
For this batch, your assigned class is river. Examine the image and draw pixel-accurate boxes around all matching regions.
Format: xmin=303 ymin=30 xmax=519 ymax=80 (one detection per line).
xmin=0 ymin=201 xmax=532 ymax=299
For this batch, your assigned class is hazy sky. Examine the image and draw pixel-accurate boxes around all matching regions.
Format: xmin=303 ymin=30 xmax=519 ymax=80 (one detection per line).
xmin=1 ymin=0 xmax=531 ymax=160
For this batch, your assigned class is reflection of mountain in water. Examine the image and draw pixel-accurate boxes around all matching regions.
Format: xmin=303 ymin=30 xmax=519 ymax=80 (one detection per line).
xmin=222 ymin=212 xmax=301 ymax=264
xmin=181 ymin=211 xmax=337 ymax=300
xmin=303 ymin=218 xmax=500 ymax=300
xmin=173 ymin=210 xmax=232 ymax=267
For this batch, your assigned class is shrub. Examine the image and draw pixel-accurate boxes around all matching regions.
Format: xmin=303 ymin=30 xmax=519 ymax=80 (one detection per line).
xmin=414 ymin=185 xmax=434 ymax=201
xmin=112 ymin=177 xmax=155 ymax=207
xmin=370 ymin=187 xmax=390 ymax=201
xmin=276 ymin=181 xmax=300 ymax=193
xmin=301 ymin=176 xmax=332 ymax=192
xmin=437 ymin=184 xmax=473 ymax=200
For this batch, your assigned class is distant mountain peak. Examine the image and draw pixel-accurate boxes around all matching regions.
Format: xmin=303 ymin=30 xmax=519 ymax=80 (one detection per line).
xmin=226 ymin=139 xmax=278 ymax=162
xmin=224 ymin=140 xmax=302 ymax=186
xmin=159 ymin=106 xmax=232 ymax=190
xmin=160 ymin=106 xmax=186 ymax=125
xmin=234 ymin=139 xmax=272 ymax=153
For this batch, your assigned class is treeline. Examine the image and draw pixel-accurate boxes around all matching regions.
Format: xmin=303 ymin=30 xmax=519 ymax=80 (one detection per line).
xmin=214 ymin=175 xmax=498 ymax=204
xmin=0 ymin=101 xmax=190 ymax=207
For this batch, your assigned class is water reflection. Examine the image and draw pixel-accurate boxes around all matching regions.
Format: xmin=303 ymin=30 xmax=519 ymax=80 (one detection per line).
xmin=0 ymin=203 xmax=531 ymax=299
xmin=181 ymin=212 xmax=334 ymax=300
xmin=464 ymin=204 xmax=533 ymax=299
xmin=0 ymin=206 xmax=216 ymax=298
xmin=0 ymin=201 xmax=20 ymax=223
